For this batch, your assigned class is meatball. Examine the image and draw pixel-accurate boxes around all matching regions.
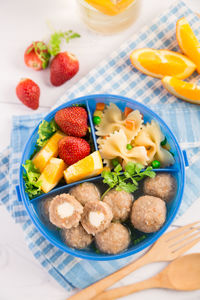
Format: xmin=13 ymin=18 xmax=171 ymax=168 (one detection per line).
xmin=143 ymin=173 xmax=176 ymax=202
xmin=39 ymin=197 xmax=57 ymax=230
xmin=102 ymin=189 xmax=133 ymax=222
xmin=131 ymin=195 xmax=166 ymax=233
xmin=61 ymin=224 xmax=93 ymax=249
xmin=70 ymin=182 xmax=100 ymax=205
xmin=95 ymin=223 xmax=130 ymax=254
xmin=81 ymin=201 xmax=113 ymax=235
xmin=49 ymin=193 xmax=83 ymax=229
xmin=39 ymin=197 xmax=52 ymax=221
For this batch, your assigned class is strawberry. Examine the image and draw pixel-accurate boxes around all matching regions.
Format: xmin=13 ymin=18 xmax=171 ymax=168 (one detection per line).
xmin=24 ymin=41 xmax=51 ymax=70
xmin=16 ymin=78 xmax=40 ymax=110
xmin=55 ymin=106 xmax=88 ymax=137
xmin=50 ymin=52 xmax=79 ymax=86
xmin=58 ymin=136 xmax=90 ymax=166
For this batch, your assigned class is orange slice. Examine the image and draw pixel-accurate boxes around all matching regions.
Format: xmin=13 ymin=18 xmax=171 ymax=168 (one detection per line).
xmin=64 ymin=151 xmax=103 ymax=184
xmin=39 ymin=158 xmax=66 ymax=193
xmin=130 ymin=48 xmax=196 ymax=79
xmin=162 ymin=76 xmax=200 ymax=105
xmin=33 ymin=131 xmax=65 ymax=172
xmin=176 ymin=17 xmax=200 ymax=74
xmin=84 ymin=0 xmax=135 ymax=16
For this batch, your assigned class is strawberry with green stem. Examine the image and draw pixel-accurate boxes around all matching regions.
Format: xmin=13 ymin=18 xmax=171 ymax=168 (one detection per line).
xmin=24 ymin=41 xmax=51 ymax=70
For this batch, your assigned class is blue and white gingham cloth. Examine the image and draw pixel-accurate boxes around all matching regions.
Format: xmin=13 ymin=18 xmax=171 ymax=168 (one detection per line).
xmin=1 ymin=0 xmax=200 ymax=291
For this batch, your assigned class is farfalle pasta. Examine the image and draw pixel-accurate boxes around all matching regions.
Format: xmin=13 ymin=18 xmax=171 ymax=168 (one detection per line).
xmin=134 ymin=121 xmax=175 ymax=167
xmin=98 ymin=130 xmax=149 ymax=166
xmin=95 ymin=103 xmax=175 ymax=169
xmin=96 ymin=103 xmax=143 ymax=142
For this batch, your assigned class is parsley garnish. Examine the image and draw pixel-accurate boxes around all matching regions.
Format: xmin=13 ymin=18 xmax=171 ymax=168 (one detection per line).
xmin=101 ymin=162 xmax=156 ymax=198
xmin=48 ymin=30 xmax=81 ymax=56
xmin=23 ymin=160 xmax=43 ymax=199
xmin=36 ymin=119 xmax=58 ymax=148
xmin=133 ymin=235 xmax=146 ymax=245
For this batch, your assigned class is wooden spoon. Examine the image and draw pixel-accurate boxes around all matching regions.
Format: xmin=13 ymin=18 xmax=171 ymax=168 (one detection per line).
xmin=67 ymin=221 xmax=200 ymax=300
xmin=94 ymin=253 xmax=200 ymax=300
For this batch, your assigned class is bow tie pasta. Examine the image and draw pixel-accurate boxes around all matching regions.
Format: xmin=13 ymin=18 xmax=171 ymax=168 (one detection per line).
xmin=96 ymin=103 xmax=143 ymax=142
xmin=98 ymin=129 xmax=149 ymax=166
xmin=134 ymin=121 xmax=175 ymax=167
xmin=94 ymin=103 xmax=174 ymax=169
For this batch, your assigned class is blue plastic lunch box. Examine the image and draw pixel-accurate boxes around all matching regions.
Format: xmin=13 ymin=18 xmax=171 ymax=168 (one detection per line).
xmin=16 ymin=94 xmax=187 ymax=261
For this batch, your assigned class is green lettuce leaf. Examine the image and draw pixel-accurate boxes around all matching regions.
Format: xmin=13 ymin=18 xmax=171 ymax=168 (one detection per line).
xmin=36 ymin=119 xmax=57 ymax=148
xmin=23 ymin=160 xmax=43 ymax=199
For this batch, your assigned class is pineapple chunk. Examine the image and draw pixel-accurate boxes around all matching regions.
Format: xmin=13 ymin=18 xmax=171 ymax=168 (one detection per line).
xmin=39 ymin=158 xmax=66 ymax=193
xmin=33 ymin=131 xmax=65 ymax=172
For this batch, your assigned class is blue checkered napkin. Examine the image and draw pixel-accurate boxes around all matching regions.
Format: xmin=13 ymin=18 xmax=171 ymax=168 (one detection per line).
xmin=1 ymin=0 xmax=200 ymax=291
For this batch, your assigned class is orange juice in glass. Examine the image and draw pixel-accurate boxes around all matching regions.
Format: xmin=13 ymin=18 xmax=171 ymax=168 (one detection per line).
xmin=76 ymin=0 xmax=141 ymax=34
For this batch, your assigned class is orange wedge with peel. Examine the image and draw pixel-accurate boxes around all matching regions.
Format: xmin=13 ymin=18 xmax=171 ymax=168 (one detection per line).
xmin=39 ymin=158 xmax=66 ymax=193
xmin=176 ymin=17 xmax=200 ymax=74
xmin=64 ymin=151 xmax=103 ymax=184
xmin=130 ymin=48 xmax=196 ymax=79
xmin=84 ymin=0 xmax=135 ymax=16
xmin=162 ymin=76 xmax=200 ymax=105
xmin=33 ymin=131 xmax=65 ymax=172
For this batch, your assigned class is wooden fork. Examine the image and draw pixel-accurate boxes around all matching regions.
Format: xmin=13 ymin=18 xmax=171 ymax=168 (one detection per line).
xmin=67 ymin=221 xmax=200 ymax=300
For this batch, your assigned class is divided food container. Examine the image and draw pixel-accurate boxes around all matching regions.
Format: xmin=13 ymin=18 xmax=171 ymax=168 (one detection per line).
xmin=16 ymin=94 xmax=187 ymax=261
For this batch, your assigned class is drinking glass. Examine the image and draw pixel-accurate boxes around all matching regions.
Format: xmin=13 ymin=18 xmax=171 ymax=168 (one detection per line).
xmin=76 ymin=0 xmax=141 ymax=34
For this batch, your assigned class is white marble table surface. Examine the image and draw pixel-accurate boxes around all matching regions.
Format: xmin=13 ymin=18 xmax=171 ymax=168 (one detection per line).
xmin=0 ymin=0 xmax=200 ymax=299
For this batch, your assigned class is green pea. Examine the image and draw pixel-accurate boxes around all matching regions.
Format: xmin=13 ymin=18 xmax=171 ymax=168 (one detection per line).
xmin=93 ymin=116 xmax=101 ymax=125
xmin=161 ymin=137 xmax=167 ymax=146
xmin=126 ymin=144 xmax=133 ymax=150
xmin=112 ymin=158 xmax=120 ymax=167
xmin=151 ymin=160 xmax=161 ymax=168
